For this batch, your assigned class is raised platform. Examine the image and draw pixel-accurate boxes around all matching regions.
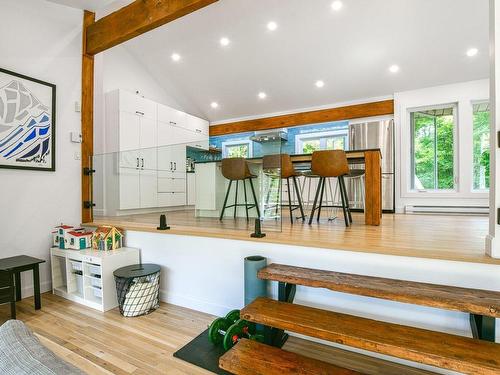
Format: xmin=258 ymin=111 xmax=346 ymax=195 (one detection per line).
xmin=87 ymin=211 xmax=497 ymax=265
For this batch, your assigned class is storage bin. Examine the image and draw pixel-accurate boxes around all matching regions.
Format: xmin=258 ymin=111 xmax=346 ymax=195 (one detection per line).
xmin=92 ymin=286 xmax=102 ymax=298
xmin=87 ymin=264 xmax=101 ymax=277
xmin=89 ymin=276 xmax=102 ymax=289
xmin=74 ymin=275 xmax=83 ymax=296
xmin=69 ymin=260 xmax=83 ymax=272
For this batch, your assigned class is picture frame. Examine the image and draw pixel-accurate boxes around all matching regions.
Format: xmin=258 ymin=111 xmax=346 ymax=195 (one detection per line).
xmin=0 ymin=67 xmax=56 ymax=171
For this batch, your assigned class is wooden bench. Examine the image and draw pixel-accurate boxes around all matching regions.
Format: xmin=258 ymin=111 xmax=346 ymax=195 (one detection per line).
xmin=259 ymin=263 xmax=499 ymax=341
xmin=219 ymin=338 xmax=363 ymax=375
xmin=241 ymin=297 xmax=500 ymax=375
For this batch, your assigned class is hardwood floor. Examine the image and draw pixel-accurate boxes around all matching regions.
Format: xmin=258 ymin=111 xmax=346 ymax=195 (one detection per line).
xmin=89 ymin=210 xmax=497 ymax=265
xmin=0 ymin=293 xmax=435 ymax=374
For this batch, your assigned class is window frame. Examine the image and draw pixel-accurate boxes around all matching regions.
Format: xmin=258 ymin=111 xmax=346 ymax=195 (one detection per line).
xmin=471 ymin=100 xmax=490 ymax=192
xmin=409 ymin=103 xmax=459 ymax=193
xmin=221 ymin=139 xmax=253 ymax=158
xmin=294 ymin=129 xmax=348 ymax=154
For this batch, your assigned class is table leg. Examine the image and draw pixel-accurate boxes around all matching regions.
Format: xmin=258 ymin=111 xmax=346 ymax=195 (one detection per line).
xmin=33 ymin=264 xmax=41 ymax=310
xmin=14 ymin=272 xmax=21 ymax=301
xmin=364 ymin=150 xmax=382 ymax=226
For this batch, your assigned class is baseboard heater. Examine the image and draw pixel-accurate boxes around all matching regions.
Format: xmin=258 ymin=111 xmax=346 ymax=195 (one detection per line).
xmin=405 ymin=205 xmax=489 ymax=215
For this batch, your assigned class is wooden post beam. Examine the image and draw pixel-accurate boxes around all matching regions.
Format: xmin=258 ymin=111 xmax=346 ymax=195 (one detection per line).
xmin=82 ymin=10 xmax=95 ymax=223
xmin=209 ymin=100 xmax=394 ymax=137
xmin=85 ymin=0 xmax=219 ymax=55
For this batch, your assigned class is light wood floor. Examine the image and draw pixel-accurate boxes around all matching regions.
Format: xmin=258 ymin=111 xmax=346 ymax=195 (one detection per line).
xmin=89 ymin=210 xmax=498 ymax=265
xmin=0 ymin=293 xmax=435 ymax=374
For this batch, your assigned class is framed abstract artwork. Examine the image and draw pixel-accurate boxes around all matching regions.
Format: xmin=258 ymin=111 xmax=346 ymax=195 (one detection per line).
xmin=0 ymin=68 xmax=56 ymax=171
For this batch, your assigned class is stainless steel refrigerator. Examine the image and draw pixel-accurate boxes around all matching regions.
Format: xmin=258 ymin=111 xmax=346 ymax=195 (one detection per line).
xmin=348 ymin=119 xmax=394 ymax=212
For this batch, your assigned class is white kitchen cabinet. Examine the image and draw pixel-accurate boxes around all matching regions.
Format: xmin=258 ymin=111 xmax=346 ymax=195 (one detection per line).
xmin=106 ymin=90 xmax=158 ymax=211
xmin=187 ymin=173 xmax=196 ymax=205
xmin=104 ymin=89 xmax=209 ymax=213
xmin=185 ymin=113 xmax=209 ymax=135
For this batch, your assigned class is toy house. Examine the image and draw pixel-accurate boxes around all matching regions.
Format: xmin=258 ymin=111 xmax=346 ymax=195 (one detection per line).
xmin=92 ymin=226 xmax=124 ymax=251
xmin=66 ymin=231 xmax=93 ymax=250
xmin=53 ymin=225 xmax=75 ymax=249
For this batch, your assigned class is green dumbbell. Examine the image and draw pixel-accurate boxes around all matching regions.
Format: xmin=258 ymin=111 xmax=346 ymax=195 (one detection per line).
xmin=222 ymin=319 xmax=263 ymax=351
xmin=208 ymin=310 xmax=240 ymax=345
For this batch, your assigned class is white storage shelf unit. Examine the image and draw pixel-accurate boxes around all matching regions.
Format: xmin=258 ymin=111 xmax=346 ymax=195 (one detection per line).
xmin=104 ymin=89 xmax=209 ymax=214
xmin=50 ymin=247 xmax=140 ymax=312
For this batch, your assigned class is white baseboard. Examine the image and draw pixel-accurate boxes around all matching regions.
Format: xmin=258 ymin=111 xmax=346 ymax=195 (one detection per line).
xmin=19 ymin=280 xmax=52 ymax=299
xmin=159 ymin=289 xmax=233 ymax=317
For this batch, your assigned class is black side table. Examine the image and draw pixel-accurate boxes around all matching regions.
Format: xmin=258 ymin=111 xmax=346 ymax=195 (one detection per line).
xmin=0 ymin=255 xmax=45 ymax=310
xmin=114 ymin=264 xmax=161 ymax=317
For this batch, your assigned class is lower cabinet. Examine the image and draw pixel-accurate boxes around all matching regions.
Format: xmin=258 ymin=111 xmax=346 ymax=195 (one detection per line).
xmin=50 ymin=247 xmax=140 ymax=312
xmin=187 ymin=173 xmax=196 ymax=206
xmin=158 ymin=192 xmax=186 ymax=207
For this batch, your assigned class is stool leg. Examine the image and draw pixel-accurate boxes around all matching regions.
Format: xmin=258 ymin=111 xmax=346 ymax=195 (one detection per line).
xmin=234 ymin=180 xmax=239 ymax=218
xmin=308 ymin=177 xmax=323 ymax=225
xmin=340 ymin=176 xmax=353 ymax=223
xmin=249 ymin=178 xmax=261 ymax=218
xmin=243 ymin=179 xmax=249 ymax=221
xmin=293 ymin=176 xmax=305 ymax=221
xmin=317 ymin=177 xmax=326 ymax=222
xmin=286 ymin=178 xmax=293 ymax=224
xmin=361 ymin=176 xmax=365 ymax=209
xmin=220 ymin=180 xmax=233 ymax=221
xmin=338 ymin=176 xmax=350 ymax=227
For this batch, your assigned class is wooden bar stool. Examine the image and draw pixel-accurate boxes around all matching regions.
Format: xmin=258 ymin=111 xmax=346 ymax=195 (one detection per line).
xmin=220 ymin=158 xmax=261 ymax=221
xmin=308 ymin=150 xmax=352 ymax=226
xmin=262 ymin=154 xmax=305 ymax=224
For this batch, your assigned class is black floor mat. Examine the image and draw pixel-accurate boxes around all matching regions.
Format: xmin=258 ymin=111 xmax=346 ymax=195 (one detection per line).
xmin=173 ymin=328 xmax=232 ymax=374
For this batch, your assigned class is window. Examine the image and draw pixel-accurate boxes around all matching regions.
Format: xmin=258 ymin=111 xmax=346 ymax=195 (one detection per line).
xmin=222 ymin=140 xmax=253 ymax=158
xmin=472 ymin=102 xmax=490 ymax=190
xmin=295 ymin=130 xmax=348 ymax=154
xmin=410 ymin=105 xmax=457 ymax=191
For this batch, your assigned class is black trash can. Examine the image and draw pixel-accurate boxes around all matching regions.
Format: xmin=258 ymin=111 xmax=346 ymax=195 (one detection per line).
xmin=113 ymin=264 xmax=161 ymax=317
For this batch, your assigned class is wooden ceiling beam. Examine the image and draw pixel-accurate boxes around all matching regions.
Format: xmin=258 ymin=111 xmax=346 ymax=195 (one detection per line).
xmin=209 ymin=100 xmax=394 ymax=137
xmin=85 ymin=0 xmax=219 ymax=55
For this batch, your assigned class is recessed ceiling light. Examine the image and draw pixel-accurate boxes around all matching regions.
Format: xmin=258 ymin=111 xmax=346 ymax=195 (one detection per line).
xmin=258 ymin=92 xmax=267 ymax=99
xmin=210 ymin=102 xmax=219 ymax=109
xmin=315 ymin=80 xmax=325 ymax=88
xmin=331 ymin=1 xmax=343 ymax=11
xmin=267 ymin=21 xmax=278 ymax=31
xmin=466 ymin=48 xmax=478 ymax=57
xmin=171 ymin=53 xmax=181 ymax=62
xmin=220 ymin=37 xmax=230 ymax=47
xmin=389 ymin=64 xmax=400 ymax=73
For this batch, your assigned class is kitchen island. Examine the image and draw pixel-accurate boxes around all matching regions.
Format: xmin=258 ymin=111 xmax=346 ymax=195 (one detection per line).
xmin=194 ymin=149 xmax=382 ymax=226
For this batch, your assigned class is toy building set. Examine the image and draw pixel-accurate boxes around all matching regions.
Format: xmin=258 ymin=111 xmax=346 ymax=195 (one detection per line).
xmin=52 ymin=224 xmax=124 ymax=251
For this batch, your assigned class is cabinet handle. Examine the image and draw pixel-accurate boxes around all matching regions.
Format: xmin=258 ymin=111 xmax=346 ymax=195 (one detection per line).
xmin=174 ymin=162 xmax=177 ymax=171
xmin=170 ymin=162 xmax=173 ymax=171
xmin=170 ymin=121 xmax=177 ymax=125
xmin=136 ymin=158 xmax=140 ymax=168
xmin=141 ymin=158 xmax=144 ymax=169
xmin=195 ymin=129 xmax=202 ymax=133
xmin=135 ymin=111 xmax=145 ymax=116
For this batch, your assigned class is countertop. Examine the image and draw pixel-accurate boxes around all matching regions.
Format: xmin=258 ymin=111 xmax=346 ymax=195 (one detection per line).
xmin=194 ymin=148 xmax=381 ymax=164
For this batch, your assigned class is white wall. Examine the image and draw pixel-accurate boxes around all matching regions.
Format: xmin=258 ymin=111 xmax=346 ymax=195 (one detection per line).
xmin=0 ymin=0 xmax=83 ymax=296
xmin=394 ymin=80 xmax=490 ymax=212
xmin=126 ymin=230 xmax=500 ymax=374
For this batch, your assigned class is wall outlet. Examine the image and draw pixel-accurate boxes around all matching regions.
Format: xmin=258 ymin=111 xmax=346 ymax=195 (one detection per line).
xmin=74 ymin=151 xmax=81 ymax=160
xmin=75 ymin=101 xmax=81 ymax=112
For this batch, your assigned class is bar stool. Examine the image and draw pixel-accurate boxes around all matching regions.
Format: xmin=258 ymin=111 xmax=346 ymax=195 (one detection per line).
xmin=220 ymin=158 xmax=261 ymax=221
xmin=308 ymin=150 xmax=352 ymax=226
xmin=262 ymin=154 xmax=305 ymax=224
xmin=345 ymin=169 xmax=365 ymax=209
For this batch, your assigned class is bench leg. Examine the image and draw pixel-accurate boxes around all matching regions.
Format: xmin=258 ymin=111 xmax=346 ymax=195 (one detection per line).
xmin=266 ymin=282 xmax=296 ymax=347
xmin=34 ymin=264 xmax=41 ymax=310
xmin=14 ymin=272 xmax=21 ymax=301
xmin=470 ymin=314 xmax=496 ymax=342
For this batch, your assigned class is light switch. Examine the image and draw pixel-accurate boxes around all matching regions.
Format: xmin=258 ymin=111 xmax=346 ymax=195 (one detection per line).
xmin=71 ymin=132 xmax=82 ymax=143
xmin=75 ymin=101 xmax=81 ymax=112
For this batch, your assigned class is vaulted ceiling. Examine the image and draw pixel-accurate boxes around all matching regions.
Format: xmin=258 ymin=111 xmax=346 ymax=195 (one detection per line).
xmin=51 ymin=0 xmax=490 ymax=123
